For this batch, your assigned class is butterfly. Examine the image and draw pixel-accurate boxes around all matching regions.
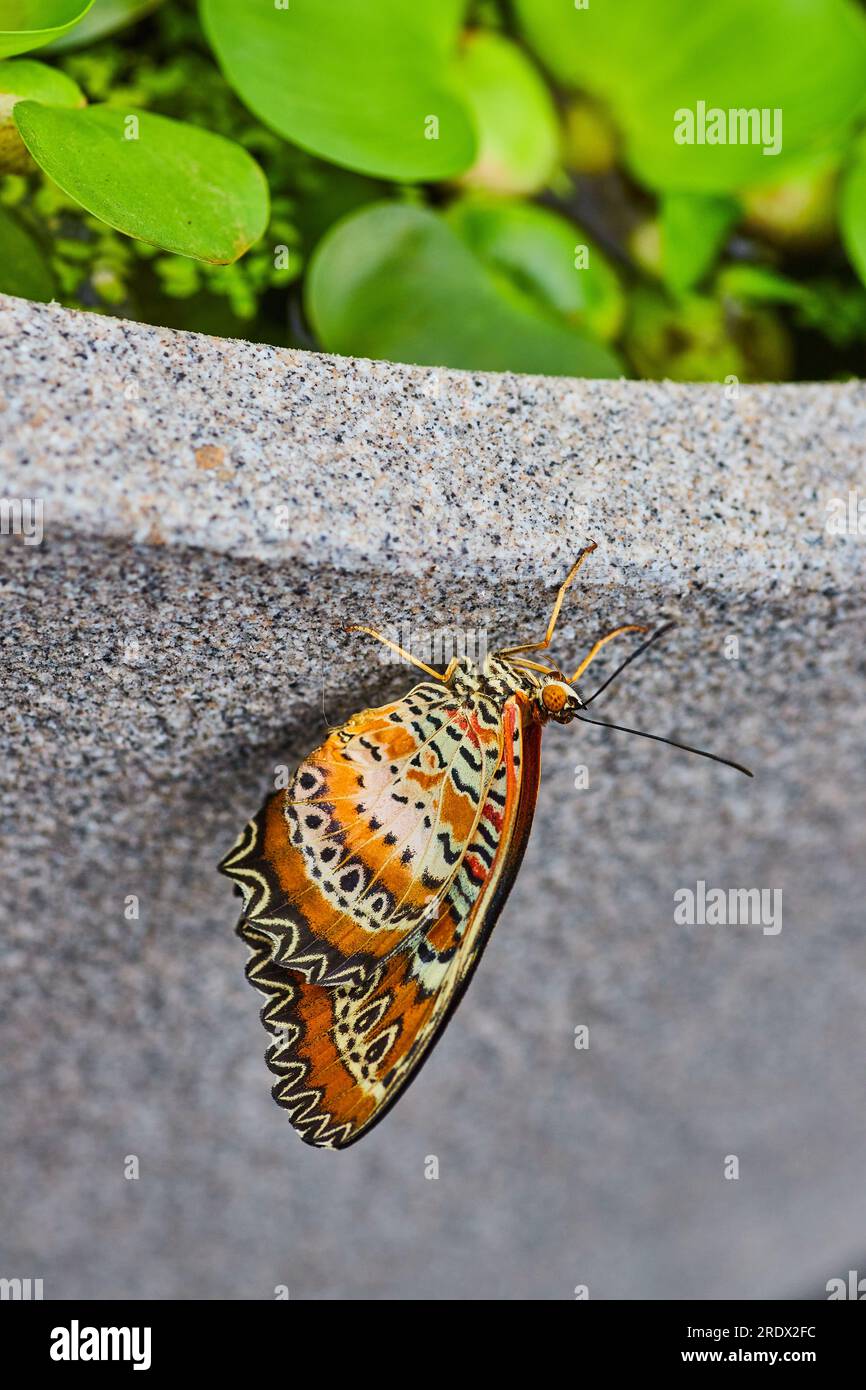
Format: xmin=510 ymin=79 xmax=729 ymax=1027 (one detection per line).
xmin=219 ymin=541 xmax=751 ymax=1149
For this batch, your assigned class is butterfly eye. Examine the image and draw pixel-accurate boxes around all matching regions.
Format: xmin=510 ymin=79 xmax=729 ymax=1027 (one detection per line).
xmin=541 ymin=682 xmax=569 ymax=715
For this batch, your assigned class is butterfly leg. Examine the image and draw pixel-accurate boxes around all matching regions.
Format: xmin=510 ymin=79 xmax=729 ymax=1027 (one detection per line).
xmin=508 ymin=656 xmax=562 ymax=675
xmin=498 ymin=539 xmax=598 ymax=659
xmin=345 ymin=625 xmax=460 ymax=683
xmin=569 ymin=623 xmax=648 ymax=682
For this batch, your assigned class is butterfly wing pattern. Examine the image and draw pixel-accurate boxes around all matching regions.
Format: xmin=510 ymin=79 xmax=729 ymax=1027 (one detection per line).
xmin=220 ymin=670 xmax=542 ymax=1149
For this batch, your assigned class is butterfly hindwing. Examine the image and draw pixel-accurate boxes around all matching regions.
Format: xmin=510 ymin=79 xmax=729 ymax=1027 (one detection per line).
xmin=221 ymin=687 xmax=542 ymax=1148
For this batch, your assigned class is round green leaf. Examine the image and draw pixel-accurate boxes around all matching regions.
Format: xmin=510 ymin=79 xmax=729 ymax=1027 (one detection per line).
xmin=454 ymin=29 xmax=558 ymax=195
xmin=0 ymin=57 xmax=83 ymax=105
xmin=0 ymin=0 xmax=94 ymax=58
xmin=741 ymin=155 xmax=839 ymax=249
xmin=47 ymin=0 xmax=164 ymax=52
xmin=515 ymin=0 xmax=866 ymax=193
xmin=306 ymin=201 xmax=623 ymax=378
xmin=446 ymin=196 xmax=624 ymax=342
xmin=13 ymin=102 xmax=269 ymax=263
xmin=200 ymin=0 xmax=476 ymax=182
xmin=0 ymin=202 xmax=54 ymax=300
xmin=0 ymin=59 xmax=84 ymax=171
xmin=660 ymin=193 xmax=739 ymax=294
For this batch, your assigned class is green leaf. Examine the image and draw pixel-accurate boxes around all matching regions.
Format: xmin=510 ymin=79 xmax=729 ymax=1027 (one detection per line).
xmin=0 ymin=57 xmax=83 ymax=106
xmin=716 ymin=263 xmax=813 ymax=306
xmin=660 ymin=193 xmax=739 ymax=293
xmin=13 ymin=102 xmax=269 ymax=263
xmin=200 ymin=0 xmax=476 ymax=182
xmin=454 ymin=29 xmax=558 ymax=195
xmin=714 ymin=264 xmax=866 ymax=350
xmin=515 ymin=0 xmax=866 ymax=193
xmin=306 ymin=201 xmax=623 ymax=378
xmin=716 ymin=262 xmax=866 ymax=348
xmin=0 ymin=202 xmax=54 ymax=299
xmin=0 ymin=0 xmax=94 ymax=58
xmin=625 ymin=286 xmax=791 ymax=381
xmin=446 ymin=196 xmax=624 ymax=342
xmin=561 ymin=95 xmax=618 ymax=175
xmin=47 ymin=0 xmax=164 ymax=52
xmin=0 ymin=59 xmax=84 ymax=171
xmin=741 ymin=154 xmax=839 ymax=248
xmin=840 ymin=144 xmax=866 ymax=290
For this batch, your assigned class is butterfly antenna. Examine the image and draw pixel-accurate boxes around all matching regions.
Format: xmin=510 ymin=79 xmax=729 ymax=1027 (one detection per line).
xmin=574 ymin=713 xmax=753 ymax=777
xmin=583 ymin=621 xmax=678 ymax=705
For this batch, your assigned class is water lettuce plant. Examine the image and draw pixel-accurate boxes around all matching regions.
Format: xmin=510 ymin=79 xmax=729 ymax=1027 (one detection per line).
xmin=2 ymin=0 xmax=866 ymax=381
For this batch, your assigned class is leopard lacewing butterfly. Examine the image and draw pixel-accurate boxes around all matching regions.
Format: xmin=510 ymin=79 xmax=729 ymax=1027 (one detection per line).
xmin=219 ymin=543 xmax=751 ymax=1148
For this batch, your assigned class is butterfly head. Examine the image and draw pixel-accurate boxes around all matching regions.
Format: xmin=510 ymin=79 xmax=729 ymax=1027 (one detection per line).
xmin=538 ymin=678 xmax=584 ymax=724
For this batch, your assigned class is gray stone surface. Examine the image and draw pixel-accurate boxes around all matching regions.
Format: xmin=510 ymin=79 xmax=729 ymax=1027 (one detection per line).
xmin=0 ymin=292 xmax=864 ymax=1300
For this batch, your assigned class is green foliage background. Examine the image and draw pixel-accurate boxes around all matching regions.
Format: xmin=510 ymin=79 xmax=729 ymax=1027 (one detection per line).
xmin=3 ymin=0 xmax=866 ymax=380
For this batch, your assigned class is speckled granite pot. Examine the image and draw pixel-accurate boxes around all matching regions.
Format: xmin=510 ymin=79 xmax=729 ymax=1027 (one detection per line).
xmin=1 ymin=292 xmax=864 ymax=1300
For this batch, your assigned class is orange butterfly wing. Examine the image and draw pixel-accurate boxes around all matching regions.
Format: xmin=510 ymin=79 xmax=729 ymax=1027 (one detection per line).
xmin=220 ymin=683 xmax=542 ymax=1148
